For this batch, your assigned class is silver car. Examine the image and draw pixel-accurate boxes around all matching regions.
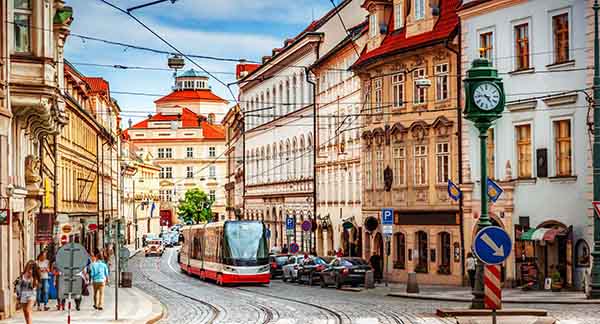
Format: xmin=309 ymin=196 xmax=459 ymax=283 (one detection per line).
xmin=282 ymin=255 xmax=310 ymax=282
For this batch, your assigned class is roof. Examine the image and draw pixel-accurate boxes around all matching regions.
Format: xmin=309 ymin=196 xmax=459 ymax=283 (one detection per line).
xmin=177 ymin=69 xmax=208 ymax=78
xmin=82 ymin=77 xmax=110 ymax=95
xmin=129 ymin=107 xmax=225 ymax=139
xmin=236 ymin=63 xmax=261 ymax=79
xmin=154 ymin=89 xmax=228 ymax=104
xmin=312 ymin=19 xmax=368 ymax=69
xmin=353 ymin=0 xmax=460 ymax=68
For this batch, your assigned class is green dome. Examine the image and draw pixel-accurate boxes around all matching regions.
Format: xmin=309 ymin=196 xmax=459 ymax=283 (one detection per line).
xmin=177 ymin=69 xmax=208 ymax=78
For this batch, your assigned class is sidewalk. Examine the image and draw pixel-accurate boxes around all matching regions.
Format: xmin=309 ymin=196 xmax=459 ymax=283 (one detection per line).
xmin=384 ymin=283 xmax=596 ymax=304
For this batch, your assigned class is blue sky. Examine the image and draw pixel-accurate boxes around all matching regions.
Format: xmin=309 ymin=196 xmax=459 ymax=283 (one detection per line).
xmin=65 ymin=0 xmax=334 ymax=125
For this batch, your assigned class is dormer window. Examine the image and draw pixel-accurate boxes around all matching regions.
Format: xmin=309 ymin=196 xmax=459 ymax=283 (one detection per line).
xmin=369 ymin=13 xmax=378 ymax=37
xmin=414 ymin=0 xmax=425 ymax=20
xmin=394 ymin=1 xmax=404 ymax=30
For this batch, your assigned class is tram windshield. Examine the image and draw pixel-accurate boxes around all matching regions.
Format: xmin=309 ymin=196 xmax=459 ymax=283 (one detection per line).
xmin=223 ymin=222 xmax=269 ymax=266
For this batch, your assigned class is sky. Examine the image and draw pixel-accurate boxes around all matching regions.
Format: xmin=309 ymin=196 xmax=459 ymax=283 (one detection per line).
xmin=64 ymin=0 xmax=335 ymax=126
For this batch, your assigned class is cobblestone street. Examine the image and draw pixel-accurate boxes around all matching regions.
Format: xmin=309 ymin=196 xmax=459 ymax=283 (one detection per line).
xmin=129 ymin=248 xmax=600 ymax=324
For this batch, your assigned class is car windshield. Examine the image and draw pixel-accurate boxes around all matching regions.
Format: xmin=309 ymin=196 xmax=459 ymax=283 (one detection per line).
xmin=223 ymin=222 xmax=268 ymax=266
xmin=341 ymin=258 xmax=367 ymax=266
xmin=275 ymin=256 xmax=289 ymax=264
xmin=314 ymin=258 xmax=328 ymax=265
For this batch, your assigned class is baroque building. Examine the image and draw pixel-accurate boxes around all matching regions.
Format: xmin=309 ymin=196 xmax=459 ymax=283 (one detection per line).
xmin=352 ymin=0 xmax=463 ymax=285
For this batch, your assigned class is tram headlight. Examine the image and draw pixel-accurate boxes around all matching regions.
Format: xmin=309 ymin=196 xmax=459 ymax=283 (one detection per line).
xmin=223 ymin=266 xmax=237 ymax=273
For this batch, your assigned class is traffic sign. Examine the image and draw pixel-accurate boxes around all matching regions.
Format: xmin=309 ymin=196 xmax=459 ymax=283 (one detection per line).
xmin=60 ymin=235 xmax=68 ymax=245
xmin=301 ymin=220 xmax=312 ymax=232
xmin=286 ymin=217 xmax=295 ymax=230
xmin=382 ymin=208 xmax=394 ymax=225
xmin=484 ymin=264 xmax=502 ymax=310
xmin=473 ymin=226 xmax=512 ymax=265
xmin=289 ymin=242 xmax=299 ymax=254
xmin=383 ymin=224 xmax=393 ymax=237
xmin=55 ymin=243 xmax=89 ymax=274
xmin=593 ymin=201 xmax=600 ymax=218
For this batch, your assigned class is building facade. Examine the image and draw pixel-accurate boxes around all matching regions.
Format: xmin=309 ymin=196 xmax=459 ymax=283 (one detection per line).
xmin=459 ymin=0 xmax=590 ymax=289
xmin=0 ymin=0 xmax=73 ymax=317
xmin=352 ymin=0 xmax=463 ymax=285
xmin=223 ymin=103 xmax=246 ymax=221
xmin=126 ymin=70 xmax=227 ymax=225
xmin=238 ymin=0 xmax=365 ymax=253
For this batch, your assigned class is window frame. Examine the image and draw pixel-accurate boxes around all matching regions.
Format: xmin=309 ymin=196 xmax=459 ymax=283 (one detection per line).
xmin=365 ymin=150 xmax=373 ymax=189
xmin=186 ymin=147 xmax=194 ymax=159
xmin=209 ymin=165 xmax=217 ymax=179
xmin=514 ymin=122 xmax=534 ymax=179
xmin=412 ymin=68 xmax=427 ymax=106
xmin=394 ymin=232 xmax=406 ymax=269
xmin=375 ymin=149 xmax=384 ymax=189
xmin=551 ymin=117 xmax=573 ymax=177
xmin=512 ymin=18 xmax=532 ymax=71
xmin=549 ymin=8 xmax=572 ymax=65
xmin=478 ymin=28 xmax=495 ymax=63
xmin=209 ymin=146 xmax=216 ymax=158
xmin=374 ymin=78 xmax=383 ymax=114
xmin=186 ymin=166 xmax=194 ymax=179
xmin=394 ymin=2 xmax=404 ymax=30
xmin=369 ymin=13 xmax=378 ymax=37
xmin=414 ymin=0 xmax=425 ymax=21
xmin=13 ymin=0 xmax=32 ymax=54
xmin=391 ymin=73 xmax=405 ymax=109
xmin=392 ymin=145 xmax=406 ymax=187
xmin=435 ymin=142 xmax=450 ymax=184
xmin=434 ymin=63 xmax=449 ymax=102
xmin=414 ymin=144 xmax=428 ymax=185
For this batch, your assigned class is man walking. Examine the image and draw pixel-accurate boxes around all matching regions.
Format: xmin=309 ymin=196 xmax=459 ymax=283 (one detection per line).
xmin=466 ymin=252 xmax=477 ymax=289
xmin=89 ymin=252 xmax=109 ymax=310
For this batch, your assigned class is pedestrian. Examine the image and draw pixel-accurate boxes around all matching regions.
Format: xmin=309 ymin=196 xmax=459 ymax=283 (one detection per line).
xmin=466 ymin=252 xmax=477 ymax=289
xmin=369 ymin=251 xmax=382 ymax=284
xmin=74 ymin=265 xmax=90 ymax=311
xmin=89 ymin=252 xmax=109 ymax=310
xmin=16 ymin=260 xmax=40 ymax=324
xmin=281 ymin=244 xmax=288 ymax=254
xmin=336 ymin=248 xmax=343 ymax=258
xmin=36 ymin=250 xmax=50 ymax=311
xmin=52 ymin=262 xmax=65 ymax=311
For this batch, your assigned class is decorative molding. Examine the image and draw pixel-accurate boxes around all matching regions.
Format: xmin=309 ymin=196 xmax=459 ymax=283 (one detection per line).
xmin=542 ymin=94 xmax=578 ymax=107
xmin=506 ymin=99 xmax=537 ymax=112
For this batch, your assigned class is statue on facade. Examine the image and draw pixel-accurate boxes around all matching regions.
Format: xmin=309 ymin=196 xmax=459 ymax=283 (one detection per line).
xmin=384 ymin=166 xmax=393 ymax=192
xmin=25 ymin=155 xmax=41 ymax=188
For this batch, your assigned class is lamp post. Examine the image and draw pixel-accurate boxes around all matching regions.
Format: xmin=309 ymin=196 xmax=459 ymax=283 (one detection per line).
xmin=589 ymin=0 xmax=600 ymax=299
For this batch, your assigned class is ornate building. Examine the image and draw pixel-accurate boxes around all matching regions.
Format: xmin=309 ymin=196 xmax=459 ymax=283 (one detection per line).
xmin=126 ymin=70 xmax=228 ymax=224
xmin=223 ymin=103 xmax=247 ymax=221
xmin=0 ymin=0 xmax=73 ymax=318
xmin=352 ymin=0 xmax=462 ymax=285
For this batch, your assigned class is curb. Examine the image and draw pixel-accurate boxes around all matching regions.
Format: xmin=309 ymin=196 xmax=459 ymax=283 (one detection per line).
xmin=387 ymin=292 xmax=600 ymax=304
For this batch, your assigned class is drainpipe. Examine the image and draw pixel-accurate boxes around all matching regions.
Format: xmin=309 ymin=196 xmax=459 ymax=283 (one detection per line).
xmin=445 ymin=25 xmax=465 ymax=284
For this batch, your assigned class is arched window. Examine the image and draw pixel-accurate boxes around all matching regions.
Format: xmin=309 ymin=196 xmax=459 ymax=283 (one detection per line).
xmin=266 ymin=90 xmax=271 ymax=123
xmin=272 ymin=144 xmax=278 ymax=181
xmin=307 ymin=133 xmax=313 ymax=178
xmin=279 ymin=83 xmax=284 ymax=117
xmin=272 ymin=87 xmax=278 ymax=120
xmin=394 ymin=232 xmax=406 ymax=269
xmin=416 ymin=231 xmax=428 ymax=273
xmin=260 ymin=93 xmax=265 ymax=125
xmin=292 ymin=76 xmax=297 ymax=112
xmin=439 ymin=232 xmax=451 ymax=275
xmin=279 ymin=141 xmax=284 ymax=182
xmin=299 ymin=136 xmax=305 ymax=178
xmin=286 ymin=140 xmax=292 ymax=180
xmin=266 ymin=146 xmax=271 ymax=182
xmin=299 ymin=72 xmax=305 ymax=105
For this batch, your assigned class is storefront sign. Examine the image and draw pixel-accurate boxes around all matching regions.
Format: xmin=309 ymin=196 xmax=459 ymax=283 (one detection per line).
xmin=61 ymin=223 xmax=74 ymax=235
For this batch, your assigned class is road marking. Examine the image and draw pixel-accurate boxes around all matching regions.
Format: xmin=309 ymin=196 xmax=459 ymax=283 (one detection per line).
xmin=481 ymin=233 xmax=504 ymax=257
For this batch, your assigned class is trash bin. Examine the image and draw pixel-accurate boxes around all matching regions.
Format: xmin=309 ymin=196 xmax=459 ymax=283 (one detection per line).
xmin=120 ymin=272 xmax=132 ymax=288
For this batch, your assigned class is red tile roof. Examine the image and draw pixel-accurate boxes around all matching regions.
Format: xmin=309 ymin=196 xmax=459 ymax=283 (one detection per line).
xmin=236 ymin=63 xmax=261 ymax=79
xmin=154 ymin=89 xmax=228 ymax=104
xmin=130 ymin=107 xmax=225 ymax=139
xmin=353 ymin=0 xmax=460 ymax=68
xmin=83 ymin=77 xmax=110 ymax=95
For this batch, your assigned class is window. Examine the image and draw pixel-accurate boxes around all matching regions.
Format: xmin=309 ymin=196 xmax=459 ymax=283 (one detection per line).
xmin=209 ymin=190 xmax=216 ymax=202
xmin=392 ymin=73 xmax=405 ymax=109
xmin=414 ymin=144 xmax=428 ymax=185
xmin=436 ymin=142 xmax=450 ymax=183
xmin=554 ymin=120 xmax=572 ymax=176
xmin=159 ymin=189 xmax=173 ymax=202
xmin=435 ymin=64 xmax=449 ymax=101
xmin=479 ymin=32 xmax=494 ymax=62
xmin=414 ymin=0 xmax=425 ymax=20
xmin=158 ymin=147 xmax=172 ymax=159
xmin=552 ymin=13 xmax=569 ymax=64
xmin=374 ymin=78 xmax=383 ymax=113
xmin=514 ymin=23 xmax=530 ymax=70
xmin=394 ymin=2 xmax=404 ymax=30
xmin=393 ymin=146 xmax=406 ymax=186
xmin=186 ymin=147 xmax=194 ymax=159
xmin=439 ymin=232 xmax=451 ymax=275
xmin=369 ymin=13 xmax=378 ymax=37
xmin=209 ymin=146 xmax=216 ymax=157
xmin=186 ymin=166 xmax=194 ymax=179
xmin=394 ymin=232 xmax=406 ymax=269
xmin=209 ymin=165 xmax=216 ymax=179
xmin=375 ymin=149 xmax=384 ymax=189
xmin=365 ymin=151 xmax=372 ymax=189
xmin=159 ymin=167 xmax=172 ymax=179
xmin=158 ymin=148 xmax=165 ymax=159
xmin=516 ymin=124 xmax=532 ymax=178
xmin=487 ymin=128 xmax=495 ymax=178
xmin=14 ymin=0 xmax=31 ymax=53
xmin=413 ymin=68 xmax=427 ymax=105
xmin=416 ymin=231 xmax=428 ymax=273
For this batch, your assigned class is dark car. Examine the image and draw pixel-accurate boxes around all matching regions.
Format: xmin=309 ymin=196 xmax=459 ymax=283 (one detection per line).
xmin=319 ymin=257 xmax=371 ymax=289
xmin=269 ymin=254 xmax=290 ymax=279
xmin=297 ymin=257 xmax=335 ymax=285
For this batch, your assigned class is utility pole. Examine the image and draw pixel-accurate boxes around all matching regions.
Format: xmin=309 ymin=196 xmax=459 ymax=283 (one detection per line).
xmin=589 ymin=0 xmax=600 ymax=299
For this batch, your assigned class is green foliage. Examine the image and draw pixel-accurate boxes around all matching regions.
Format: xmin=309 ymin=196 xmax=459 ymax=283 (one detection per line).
xmin=177 ymin=188 xmax=213 ymax=224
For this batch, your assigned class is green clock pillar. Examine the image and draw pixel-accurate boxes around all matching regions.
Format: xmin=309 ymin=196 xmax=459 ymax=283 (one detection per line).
xmin=463 ymin=57 xmax=505 ymax=309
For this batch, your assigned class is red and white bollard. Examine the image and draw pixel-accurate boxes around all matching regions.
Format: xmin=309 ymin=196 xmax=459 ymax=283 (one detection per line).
xmin=484 ymin=264 xmax=502 ymax=324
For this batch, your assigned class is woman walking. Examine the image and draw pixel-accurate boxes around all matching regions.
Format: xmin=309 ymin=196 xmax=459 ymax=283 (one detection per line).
xmin=36 ymin=251 xmax=50 ymax=311
xmin=466 ymin=252 xmax=477 ymax=289
xmin=16 ymin=260 xmax=40 ymax=324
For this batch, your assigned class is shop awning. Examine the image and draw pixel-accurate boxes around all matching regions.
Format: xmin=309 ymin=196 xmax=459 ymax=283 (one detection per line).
xmin=531 ymin=228 xmax=550 ymax=241
xmin=520 ymin=227 xmax=567 ymax=241
xmin=519 ymin=228 xmax=536 ymax=241
xmin=542 ymin=228 xmax=566 ymax=241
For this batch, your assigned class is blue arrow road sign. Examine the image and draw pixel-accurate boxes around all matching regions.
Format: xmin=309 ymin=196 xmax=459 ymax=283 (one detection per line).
xmin=382 ymin=208 xmax=394 ymax=225
xmin=473 ymin=226 xmax=512 ymax=265
xmin=286 ymin=217 xmax=295 ymax=230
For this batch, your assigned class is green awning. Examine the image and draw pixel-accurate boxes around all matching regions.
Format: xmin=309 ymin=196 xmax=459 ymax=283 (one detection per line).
xmin=520 ymin=228 xmax=536 ymax=241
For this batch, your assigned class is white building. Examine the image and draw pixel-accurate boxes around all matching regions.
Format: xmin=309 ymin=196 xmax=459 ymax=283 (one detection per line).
xmin=126 ymin=70 xmax=228 ymax=225
xmin=239 ymin=0 xmax=366 ymax=253
xmin=459 ymin=0 xmax=590 ymax=289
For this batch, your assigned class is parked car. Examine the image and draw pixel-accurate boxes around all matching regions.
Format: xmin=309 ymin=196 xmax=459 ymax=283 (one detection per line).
xmin=297 ymin=257 xmax=333 ymax=285
xmin=282 ymin=255 xmax=310 ymax=282
xmin=269 ymin=254 xmax=290 ymax=279
xmin=145 ymin=239 xmax=164 ymax=257
xmin=319 ymin=257 xmax=371 ymax=289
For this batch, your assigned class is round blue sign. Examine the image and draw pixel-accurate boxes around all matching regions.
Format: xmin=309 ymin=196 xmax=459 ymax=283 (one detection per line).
xmin=473 ymin=226 xmax=512 ymax=265
xmin=289 ymin=242 xmax=299 ymax=254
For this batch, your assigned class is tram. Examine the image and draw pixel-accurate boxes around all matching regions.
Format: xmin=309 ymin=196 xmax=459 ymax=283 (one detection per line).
xmin=179 ymin=220 xmax=270 ymax=285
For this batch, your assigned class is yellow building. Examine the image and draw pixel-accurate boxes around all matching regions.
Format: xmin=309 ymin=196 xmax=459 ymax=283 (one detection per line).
xmin=352 ymin=0 xmax=463 ymax=285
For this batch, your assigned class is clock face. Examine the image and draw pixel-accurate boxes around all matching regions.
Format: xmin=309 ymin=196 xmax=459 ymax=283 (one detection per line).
xmin=473 ymin=82 xmax=501 ymax=111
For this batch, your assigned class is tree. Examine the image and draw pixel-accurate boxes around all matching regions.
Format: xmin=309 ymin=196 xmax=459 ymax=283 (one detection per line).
xmin=177 ymin=188 xmax=213 ymax=224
